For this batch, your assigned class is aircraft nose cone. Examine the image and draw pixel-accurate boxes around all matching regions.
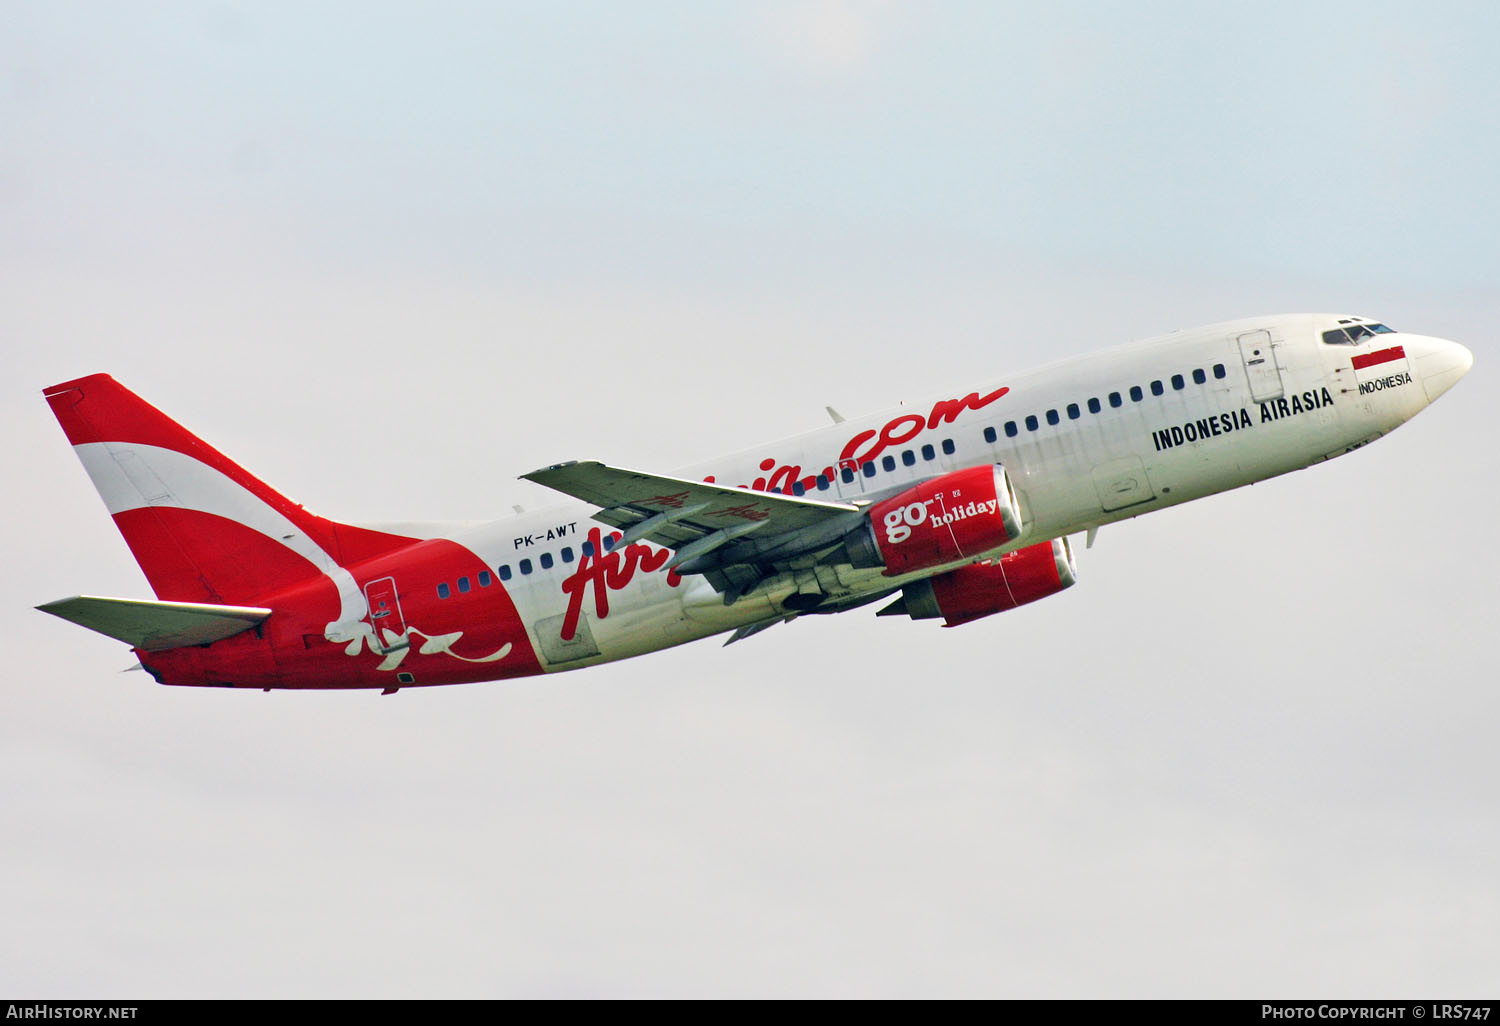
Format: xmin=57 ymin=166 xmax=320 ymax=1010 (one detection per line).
xmin=1414 ymin=337 xmax=1474 ymax=403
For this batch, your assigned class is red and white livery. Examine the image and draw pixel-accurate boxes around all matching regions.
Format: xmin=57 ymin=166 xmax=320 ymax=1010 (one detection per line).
xmin=38 ymin=314 xmax=1472 ymax=693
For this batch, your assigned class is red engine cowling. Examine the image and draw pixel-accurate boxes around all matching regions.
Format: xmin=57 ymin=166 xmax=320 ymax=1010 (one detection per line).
xmin=882 ymin=537 xmax=1077 ymax=627
xmin=849 ymin=464 xmax=1024 ymax=576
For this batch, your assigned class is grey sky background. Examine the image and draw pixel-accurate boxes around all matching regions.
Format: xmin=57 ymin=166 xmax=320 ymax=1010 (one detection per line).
xmin=3 ymin=1 xmax=1496 ymax=997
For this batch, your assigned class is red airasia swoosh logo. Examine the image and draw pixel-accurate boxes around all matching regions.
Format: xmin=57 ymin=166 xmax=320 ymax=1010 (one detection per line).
xmin=1351 ymin=346 xmax=1406 ymax=371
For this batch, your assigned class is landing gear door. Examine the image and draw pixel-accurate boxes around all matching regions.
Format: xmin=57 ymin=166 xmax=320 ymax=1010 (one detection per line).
xmin=363 ymin=576 xmax=407 ymax=649
xmin=1237 ymin=329 xmax=1285 ymax=403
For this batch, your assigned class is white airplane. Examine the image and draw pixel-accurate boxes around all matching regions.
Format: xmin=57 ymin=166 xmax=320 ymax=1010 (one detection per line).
xmin=38 ymin=313 xmax=1471 ymax=693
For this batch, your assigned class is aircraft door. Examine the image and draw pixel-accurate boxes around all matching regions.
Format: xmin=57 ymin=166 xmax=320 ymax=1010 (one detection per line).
xmin=363 ymin=576 xmax=408 ymax=650
xmin=1237 ymin=329 xmax=1285 ymax=402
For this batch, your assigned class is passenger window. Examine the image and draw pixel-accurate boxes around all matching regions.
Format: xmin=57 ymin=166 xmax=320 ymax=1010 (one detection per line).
xmin=519 ymin=559 xmax=533 ymax=575
xmin=437 ymin=582 xmax=451 ymax=599
xmin=1109 ymin=392 xmax=1123 ymax=408
xmin=1088 ymin=397 xmax=1101 ymax=414
xmin=792 ymin=480 xmax=805 ymax=496
xmin=1213 ymin=364 xmax=1227 ymax=379
xmin=983 ymin=427 xmax=997 ymax=444
xmin=1067 ymin=403 xmax=1080 ymax=420
xmin=603 ymin=535 xmax=615 ymax=551
xmin=921 ymin=444 xmax=935 ymax=461
xmin=816 ymin=475 xmax=830 ymax=490
xmin=1150 ymin=380 xmax=1164 ymax=396
xmin=862 ymin=461 xmax=876 ymax=478
xmin=1005 ymin=421 xmax=1018 ymax=437
xmin=498 ymin=565 xmax=512 ymax=581
xmin=881 ymin=455 xmax=896 ymax=472
xmin=942 ymin=439 xmax=955 ymax=455
xmin=1130 ymin=385 xmax=1144 ymax=402
xmin=1025 ymin=414 xmax=1039 ymax=431
xmin=457 ymin=576 xmax=471 ymax=594
xmin=1192 ymin=368 xmax=1206 ymax=385
xmin=561 ymin=547 xmax=574 ymax=563
xmin=540 ymin=552 xmax=554 ymax=570
xmin=1046 ymin=409 xmax=1060 ymax=426
xmin=902 ymin=450 xmax=916 ymax=466
xmin=582 ymin=541 xmax=595 ymax=558
xmin=478 ymin=570 xmax=492 ymax=587
xmin=1171 ymin=374 xmax=1185 ymax=390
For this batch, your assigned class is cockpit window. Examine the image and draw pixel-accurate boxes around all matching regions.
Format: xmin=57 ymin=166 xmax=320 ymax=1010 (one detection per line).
xmin=1322 ymin=322 xmax=1396 ymax=345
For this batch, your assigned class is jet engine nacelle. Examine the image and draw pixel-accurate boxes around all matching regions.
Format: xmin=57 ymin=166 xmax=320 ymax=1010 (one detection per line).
xmin=847 ymin=464 xmax=1024 ymax=576
xmin=882 ymin=537 xmax=1077 ymax=627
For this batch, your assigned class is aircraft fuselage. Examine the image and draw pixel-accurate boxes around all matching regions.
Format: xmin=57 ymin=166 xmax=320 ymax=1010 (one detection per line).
xmin=40 ymin=313 xmax=1472 ymax=692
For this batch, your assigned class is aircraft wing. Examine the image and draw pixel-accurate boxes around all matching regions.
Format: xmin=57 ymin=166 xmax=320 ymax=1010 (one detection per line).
xmin=521 ymin=461 xmax=864 ymax=576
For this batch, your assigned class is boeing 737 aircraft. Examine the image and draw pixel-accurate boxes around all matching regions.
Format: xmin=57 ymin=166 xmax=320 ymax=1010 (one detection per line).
xmin=38 ymin=313 xmax=1472 ymax=693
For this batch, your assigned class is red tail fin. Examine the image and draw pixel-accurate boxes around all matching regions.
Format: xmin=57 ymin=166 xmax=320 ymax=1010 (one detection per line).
xmin=45 ymin=374 xmax=417 ymax=604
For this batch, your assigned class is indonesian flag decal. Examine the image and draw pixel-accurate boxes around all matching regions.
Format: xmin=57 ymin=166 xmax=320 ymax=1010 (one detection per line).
xmin=1350 ymin=345 xmax=1407 ymax=372
xmin=1349 ymin=345 xmax=1413 ymax=397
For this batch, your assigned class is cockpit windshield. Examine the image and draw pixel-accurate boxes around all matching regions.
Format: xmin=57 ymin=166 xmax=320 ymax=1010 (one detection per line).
xmin=1321 ymin=320 xmax=1396 ymax=345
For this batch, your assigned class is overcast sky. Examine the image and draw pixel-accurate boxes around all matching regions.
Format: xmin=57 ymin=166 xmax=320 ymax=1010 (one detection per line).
xmin=3 ymin=1 xmax=1497 ymax=998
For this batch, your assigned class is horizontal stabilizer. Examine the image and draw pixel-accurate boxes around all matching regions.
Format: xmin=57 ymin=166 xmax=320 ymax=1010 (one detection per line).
xmin=36 ymin=595 xmax=272 ymax=651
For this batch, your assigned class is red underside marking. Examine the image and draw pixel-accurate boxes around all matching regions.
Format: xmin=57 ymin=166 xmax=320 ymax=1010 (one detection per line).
xmin=1351 ymin=346 xmax=1406 ymax=371
xmin=139 ymin=537 xmax=545 ymax=688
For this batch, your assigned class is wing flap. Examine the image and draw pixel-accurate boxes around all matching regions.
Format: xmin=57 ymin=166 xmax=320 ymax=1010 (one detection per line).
xmin=37 ymin=595 xmax=273 ymax=651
